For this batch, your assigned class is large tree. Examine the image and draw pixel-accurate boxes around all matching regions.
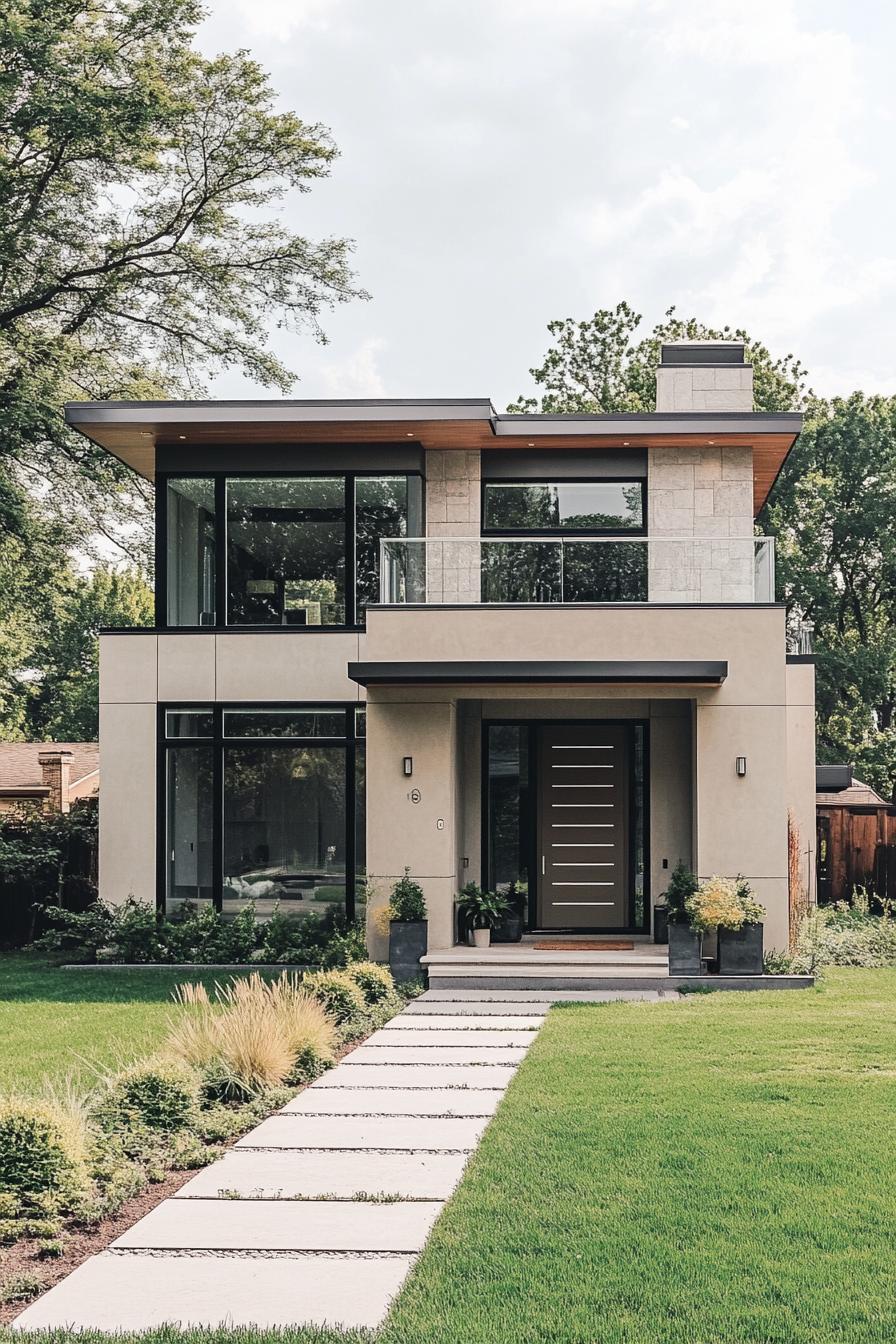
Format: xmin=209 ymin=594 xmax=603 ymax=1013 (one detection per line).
xmin=512 ymin=305 xmax=896 ymax=800
xmin=0 ymin=0 xmax=365 ymax=566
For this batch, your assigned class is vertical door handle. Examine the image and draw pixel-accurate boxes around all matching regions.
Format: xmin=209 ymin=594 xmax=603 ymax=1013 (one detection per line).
xmin=541 ymin=854 xmax=545 ymax=875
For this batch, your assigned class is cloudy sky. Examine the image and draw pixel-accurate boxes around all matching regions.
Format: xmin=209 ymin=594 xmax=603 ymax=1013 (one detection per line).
xmin=198 ymin=0 xmax=896 ymax=408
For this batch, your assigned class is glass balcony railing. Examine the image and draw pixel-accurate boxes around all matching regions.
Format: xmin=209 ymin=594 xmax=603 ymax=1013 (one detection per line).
xmin=379 ymin=536 xmax=776 ymax=605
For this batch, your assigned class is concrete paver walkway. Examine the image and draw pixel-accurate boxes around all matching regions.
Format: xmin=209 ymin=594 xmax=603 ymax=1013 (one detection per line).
xmin=13 ymin=986 xmax=669 ymax=1333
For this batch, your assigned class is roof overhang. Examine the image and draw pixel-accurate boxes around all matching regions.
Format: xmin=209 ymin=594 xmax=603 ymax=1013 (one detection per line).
xmin=348 ymin=660 xmax=728 ymax=687
xmin=63 ymin=399 xmax=802 ymax=515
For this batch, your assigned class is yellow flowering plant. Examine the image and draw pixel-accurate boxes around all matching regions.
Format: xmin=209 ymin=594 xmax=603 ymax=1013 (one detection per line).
xmin=686 ymin=875 xmax=765 ymax=933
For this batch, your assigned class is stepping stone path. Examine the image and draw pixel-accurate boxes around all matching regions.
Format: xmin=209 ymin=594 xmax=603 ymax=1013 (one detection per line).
xmin=13 ymin=986 xmax=671 ymax=1333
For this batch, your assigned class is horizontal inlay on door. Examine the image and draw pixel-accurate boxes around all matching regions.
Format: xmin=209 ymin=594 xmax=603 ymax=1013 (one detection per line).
xmin=537 ymin=725 xmax=630 ymax=930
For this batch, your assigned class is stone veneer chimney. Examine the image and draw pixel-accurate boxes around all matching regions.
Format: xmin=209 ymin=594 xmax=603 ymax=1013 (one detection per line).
xmin=38 ymin=749 xmax=74 ymax=813
xmin=655 ymin=341 xmax=753 ymax=413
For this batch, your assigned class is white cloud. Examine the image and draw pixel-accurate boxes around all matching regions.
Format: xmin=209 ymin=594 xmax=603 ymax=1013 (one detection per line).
xmin=319 ymin=339 xmax=388 ymax=398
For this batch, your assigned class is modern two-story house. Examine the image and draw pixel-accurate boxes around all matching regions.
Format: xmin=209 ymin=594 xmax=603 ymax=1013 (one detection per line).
xmin=66 ymin=341 xmax=815 ymax=968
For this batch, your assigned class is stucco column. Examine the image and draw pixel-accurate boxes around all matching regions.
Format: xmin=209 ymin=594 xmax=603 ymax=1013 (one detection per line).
xmin=365 ymin=693 xmax=459 ymax=956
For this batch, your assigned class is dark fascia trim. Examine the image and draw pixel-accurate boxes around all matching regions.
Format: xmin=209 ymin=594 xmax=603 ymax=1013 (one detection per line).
xmin=372 ymin=602 xmax=785 ymax=612
xmin=493 ymin=411 xmax=802 ymax=437
xmin=348 ymin=660 xmax=728 ymax=687
xmin=65 ymin=398 xmax=496 ymax=425
xmin=786 ymin=654 xmax=816 ymax=664
xmin=99 ymin=625 xmax=365 ymax=636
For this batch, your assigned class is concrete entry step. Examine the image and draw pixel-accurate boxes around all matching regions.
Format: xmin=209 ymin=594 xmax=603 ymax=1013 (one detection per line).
xmin=420 ymin=988 xmax=670 ymax=1002
xmin=175 ymin=1148 xmax=469 ymax=1201
xmin=238 ymin=1113 xmax=489 ymax=1151
xmin=114 ymin=1198 xmax=444 ymax=1253
xmin=428 ymin=975 xmax=677 ymax=991
xmin=283 ymin=1088 xmax=503 ymax=1117
xmin=404 ymin=1000 xmax=550 ymax=1016
xmin=11 ymin=1250 xmax=415 ymax=1333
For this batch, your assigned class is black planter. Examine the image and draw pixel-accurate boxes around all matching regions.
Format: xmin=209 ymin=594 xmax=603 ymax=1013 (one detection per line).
xmin=668 ymin=921 xmax=702 ymax=975
xmin=653 ymin=904 xmax=669 ymax=945
xmin=389 ymin=919 xmax=428 ymax=982
xmin=717 ymin=922 xmax=763 ymax=975
xmin=492 ymin=911 xmax=524 ymax=943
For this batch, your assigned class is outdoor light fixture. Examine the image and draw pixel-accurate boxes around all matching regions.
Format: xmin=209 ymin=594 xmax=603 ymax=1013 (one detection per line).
xmin=403 ymin=756 xmax=413 ymax=777
xmin=736 ymin=756 xmax=747 ymax=777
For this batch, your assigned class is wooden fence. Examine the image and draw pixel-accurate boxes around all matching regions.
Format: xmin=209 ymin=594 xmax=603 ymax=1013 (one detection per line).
xmin=817 ymin=805 xmax=896 ymax=905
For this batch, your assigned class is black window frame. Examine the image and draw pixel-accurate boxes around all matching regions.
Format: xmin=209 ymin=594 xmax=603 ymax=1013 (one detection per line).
xmin=157 ymin=701 xmax=365 ymax=918
xmin=156 ymin=469 xmax=424 ymax=631
xmin=480 ymin=477 xmax=648 ymax=538
xmin=480 ymin=717 xmax=650 ymax=935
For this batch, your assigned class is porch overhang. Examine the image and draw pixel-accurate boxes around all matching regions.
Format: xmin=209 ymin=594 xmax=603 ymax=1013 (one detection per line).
xmin=347 ymin=660 xmax=728 ymax=687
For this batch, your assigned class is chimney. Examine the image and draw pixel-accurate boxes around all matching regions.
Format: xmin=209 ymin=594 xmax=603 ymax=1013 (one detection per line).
xmin=38 ymin=749 xmax=74 ymax=814
xmin=655 ymin=341 xmax=753 ymax=413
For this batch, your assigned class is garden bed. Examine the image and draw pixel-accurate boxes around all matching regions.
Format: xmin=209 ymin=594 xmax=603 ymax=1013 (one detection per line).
xmin=0 ymin=959 xmax=413 ymax=1315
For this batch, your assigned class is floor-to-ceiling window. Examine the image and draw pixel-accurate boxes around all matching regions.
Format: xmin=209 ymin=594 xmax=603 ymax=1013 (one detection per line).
xmin=161 ymin=704 xmax=364 ymax=919
xmin=161 ymin=472 xmax=422 ymax=628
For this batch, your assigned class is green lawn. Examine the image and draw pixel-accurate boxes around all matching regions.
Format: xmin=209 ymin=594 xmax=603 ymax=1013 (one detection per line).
xmin=4 ymin=968 xmax=896 ymax=1342
xmin=0 ymin=955 xmax=237 ymax=1092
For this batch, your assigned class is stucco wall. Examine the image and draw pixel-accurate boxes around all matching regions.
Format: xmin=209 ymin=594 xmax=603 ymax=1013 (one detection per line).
xmin=98 ymin=636 xmax=158 ymax=908
xmin=785 ymin=660 xmax=817 ymax=910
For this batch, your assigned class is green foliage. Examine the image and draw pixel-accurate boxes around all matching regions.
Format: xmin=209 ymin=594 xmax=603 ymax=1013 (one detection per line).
xmin=36 ymin=897 xmax=367 ymax=967
xmin=662 ymin=862 xmax=698 ymax=925
xmin=764 ymin=392 xmax=896 ymax=800
xmin=793 ymin=905 xmax=896 ymax=973
xmin=0 ymin=798 xmax=98 ymax=948
xmin=686 ymin=875 xmax=766 ymax=934
xmin=98 ymin=1059 xmax=200 ymax=1133
xmin=0 ymin=1273 xmax=43 ymax=1305
xmin=509 ymin=302 xmax=806 ymax=416
xmin=302 ymin=969 xmax=366 ymax=1025
xmin=286 ymin=1043 xmax=335 ymax=1086
xmin=456 ymin=883 xmax=511 ymax=931
xmin=390 ymin=868 xmax=427 ymax=922
xmin=344 ymin=960 xmax=395 ymax=1005
xmin=0 ymin=1097 xmax=88 ymax=1201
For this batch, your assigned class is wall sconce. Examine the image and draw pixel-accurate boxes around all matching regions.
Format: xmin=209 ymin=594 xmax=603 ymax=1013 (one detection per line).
xmin=736 ymin=756 xmax=747 ymax=777
xmin=403 ymin=756 xmax=413 ymax=777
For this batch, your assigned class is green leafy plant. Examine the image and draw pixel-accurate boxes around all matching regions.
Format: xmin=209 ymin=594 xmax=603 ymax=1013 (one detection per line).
xmin=302 ymin=969 xmax=366 ymax=1025
xmin=389 ymin=869 xmax=427 ymax=922
xmin=0 ymin=1273 xmax=43 ymax=1305
xmin=344 ymin=960 xmax=395 ymax=1005
xmin=686 ymin=876 xmax=766 ymax=933
xmin=662 ymin=863 xmax=698 ymax=926
xmin=97 ymin=1059 xmax=200 ymax=1133
xmin=456 ymin=883 xmax=511 ymax=932
xmin=0 ymin=1097 xmax=89 ymax=1202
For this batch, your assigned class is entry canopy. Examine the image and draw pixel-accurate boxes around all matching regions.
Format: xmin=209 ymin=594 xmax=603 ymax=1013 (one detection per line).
xmin=347 ymin=660 xmax=728 ymax=687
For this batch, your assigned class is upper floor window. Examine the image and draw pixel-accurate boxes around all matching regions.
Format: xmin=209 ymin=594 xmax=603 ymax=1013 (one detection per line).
xmin=482 ymin=481 xmax=645 ymax=534
xmin=163 ymin=473 xmax=422 ymax=628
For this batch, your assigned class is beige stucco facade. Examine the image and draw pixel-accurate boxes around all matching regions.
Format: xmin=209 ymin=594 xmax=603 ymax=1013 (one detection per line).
xmin=91 ymin=341 xmax=814 ymax=957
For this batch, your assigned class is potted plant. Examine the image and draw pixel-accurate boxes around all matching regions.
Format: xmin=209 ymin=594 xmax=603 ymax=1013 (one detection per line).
xmin=664 ymin=862 xmax=701 ymax=975
xmin=491 ymin=880 xmax=526 ymax=943
xmin=456 ymin=883 xmax=510 ymax=948
xmin=718 ymin=876 xmax=766 ymax=975
xmin=388 ymin=869 xmax=428 ymax=981
xmin=685 ymin=875 xmax=766 ymax=975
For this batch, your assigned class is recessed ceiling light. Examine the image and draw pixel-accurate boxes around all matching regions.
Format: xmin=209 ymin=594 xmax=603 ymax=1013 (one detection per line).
xmin=406 ymin=432 xmax=414 ymax=437
xmin=527 ymin=442 xmax=535 ymax=447
xmin=178 ymin=434 xmax=186 ymax=440
xmin=623 ymin=441 xmax=630 ymax=446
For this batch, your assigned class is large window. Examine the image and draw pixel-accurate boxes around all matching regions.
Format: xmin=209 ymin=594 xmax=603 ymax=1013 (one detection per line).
xmin=166 ymin=478 xmax=216 ymax=626
xmin=161 ymin=704 xmax=364 ymax=919
xmin=483 ymin=481 xmax=644 ymax=534
xmin=162 ymin=473 xmax=421 ymax=628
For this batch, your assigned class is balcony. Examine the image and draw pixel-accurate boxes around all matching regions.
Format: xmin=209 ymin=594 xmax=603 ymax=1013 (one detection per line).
xmin=380 ymin=536 xmax=775 ymax=606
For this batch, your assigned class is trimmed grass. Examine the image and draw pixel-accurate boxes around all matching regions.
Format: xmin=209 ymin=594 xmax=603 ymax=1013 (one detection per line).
xmin=0 ymin=955 xmax=244 ymax=1092
xmin=4 ymin=970 xmax=896 ymax=1341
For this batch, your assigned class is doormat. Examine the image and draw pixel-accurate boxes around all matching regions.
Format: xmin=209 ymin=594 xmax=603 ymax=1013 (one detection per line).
xmin=534 ymin=940 xmax=635 ymax=951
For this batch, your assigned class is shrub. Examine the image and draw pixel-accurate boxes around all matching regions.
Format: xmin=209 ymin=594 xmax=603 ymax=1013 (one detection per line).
xmin=663 ymin=862 xmax=698 ymax=924
xmin=793 ymin=906 xmax=896 ymax=972
xmin=389 ymin=869 xmax=427 ymax=922
xmin=303 ymin=969 xmax=366 ymax=1025
xmin=98 ymin=1059 xmax=200 ymax=1132
xmin=686 ymin=875 xmax=765 ymax=933
xmin=0 ymin=1273 xmax=43 ymax=1305
xmin=264 ymin=974 xmax=337 ymax=1060
xmin=0 ymin=1098 xmax=89 ymax=1203
xmin=344 ymin=960 xmax=395 ymax=1005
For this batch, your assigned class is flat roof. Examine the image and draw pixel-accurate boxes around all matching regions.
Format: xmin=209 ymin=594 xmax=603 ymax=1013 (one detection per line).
xmin=348 ymin=660 xmax=728 ymax=687
xmin=64 ymin=398 xmax=802 ymax=514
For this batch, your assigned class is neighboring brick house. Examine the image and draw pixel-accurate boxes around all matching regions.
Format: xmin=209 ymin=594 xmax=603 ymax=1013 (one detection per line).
xmin=0 ymin=744 xmax=100 ymax=814
xmin=65 ymin=340 xmax=815 ymax=970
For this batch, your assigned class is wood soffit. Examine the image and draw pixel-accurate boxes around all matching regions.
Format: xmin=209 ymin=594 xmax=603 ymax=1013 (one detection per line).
xmin=64 ymin=415 xmax=800 ymax=516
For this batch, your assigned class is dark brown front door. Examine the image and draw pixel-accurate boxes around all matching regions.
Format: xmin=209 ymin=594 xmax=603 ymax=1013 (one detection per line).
xmin=537 ymin=724 xmax=630 ymax=930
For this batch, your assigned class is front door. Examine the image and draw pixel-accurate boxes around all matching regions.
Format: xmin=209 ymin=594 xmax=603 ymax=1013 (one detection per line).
xmin=537 ymin=724 xmax=630 ymax=930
